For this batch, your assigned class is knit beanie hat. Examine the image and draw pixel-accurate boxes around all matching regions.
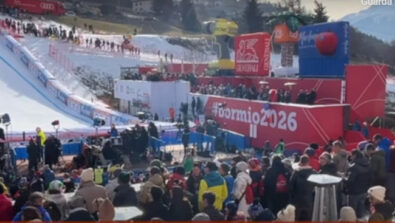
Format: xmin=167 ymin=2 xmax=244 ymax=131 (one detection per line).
xmin=277 ymin=204 xmax=296 ymax=222
xmin=192 ymin=213 xmax=210 ymax=221
xmin=81 ymin=168 xmax=94 ymax=182
xmin=368 ymin=185 xmax=386 ymax=202
xmin=48 ymin=180 xmax=65 ymax=192
xmin=236 ymin=161 xmax=249 ymax=172
xmin=339 ymin=206 xmax=357 ymax=222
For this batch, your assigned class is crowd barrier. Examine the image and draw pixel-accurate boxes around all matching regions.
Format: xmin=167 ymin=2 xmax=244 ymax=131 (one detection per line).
xmin=14 ymin=142 xmax=82 ymax=160
xmin=151 ymin=130 xmax=216 ymax=154
xmin=0 ymin=27 xmax=138 ymax=126
xmin=217 ymin=128 xmax=250 ymax=150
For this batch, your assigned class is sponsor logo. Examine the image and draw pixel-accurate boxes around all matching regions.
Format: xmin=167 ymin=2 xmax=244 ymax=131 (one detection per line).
xmin=211 ymin=102 xmax=298 ymax=135
xmin=236 ymin=39 xmax=259 ymax=63
xmin=40 ymin=2 xmax=55 ymax=10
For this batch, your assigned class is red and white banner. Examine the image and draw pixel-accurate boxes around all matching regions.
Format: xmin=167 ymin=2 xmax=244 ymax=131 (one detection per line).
xmin=235 ymin=32 xmax=271 ymax=76
xmin=346 ymin=65 xmax=387 ymax=122
xmin=204 ymin=96 xmax=346 ymax=151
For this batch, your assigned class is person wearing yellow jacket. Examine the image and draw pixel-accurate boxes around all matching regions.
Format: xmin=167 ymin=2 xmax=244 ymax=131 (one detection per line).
xmin=198 ymin=162 xmax=228 ymax=211
xmin=36 ymin=127 xmax=46 ymax=147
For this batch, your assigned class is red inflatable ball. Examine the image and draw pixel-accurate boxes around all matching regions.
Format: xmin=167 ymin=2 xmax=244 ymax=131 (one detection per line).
xmin=315 ymin=32 xmax=338 ymax=56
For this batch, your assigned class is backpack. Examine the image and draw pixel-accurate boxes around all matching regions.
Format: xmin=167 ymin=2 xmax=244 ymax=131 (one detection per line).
xmin=275 ymin=173 xmax=288 ymax=193
xmin=235 ymin=183 xmax=254 ymax=205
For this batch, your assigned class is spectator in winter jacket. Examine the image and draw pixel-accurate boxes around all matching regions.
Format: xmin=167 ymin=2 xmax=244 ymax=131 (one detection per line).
xmin=219 ymin=163 xmax=234 ymax=204
xmin=318 ymin=152 xmax=338 ymax=176
xmin=139 ymin=166 xmax=166 ymax=206
xmin=36 ymin=127 xmax=46 ymax=148
xmin=13 ymin=192 xmax=52 ymax=222
xmin=113 ymin=172 xmax=137 ymax=207
xmin=27 ymin=138 xmax=40 ymax=171
xmin=331 ymin=140 xmax=349 ymax=175
xmin=142 ymin=186 xmax=169 ymax=220
xmin=167 ymin=166 xmax=187 ymax=190
xmin=187 ymin=164 xmax=203 ymax=214
xmin=0 ymin=184 xmax=13 ymax=221
xmin=168 ymin=186 xmax=193 ymax=221
xmin=344 ymin=149 xmax=371 ymax=218
xmin=43 ymin=165 xmax=55 ymax=189
xmin=44 ymin=135 xmax=61 ymax=169
xmin=304 ymin=147 xmax=320 ymax=171
xmin=366 ymin=143 xmax=388 ymax=186
xmin=263 ymin=156 xmax=290 ymax=214
xmin=233 ymin=161 xmax=252 ymax=216
xmin=248 ymin=158 xmax=263 ymax=197
xmin=110 ymin=124 xmax=119 ymax=137
xmin=290 ymin=155 xmax=315 ymax=221
xmin=373 ymin=134 xmax=391 ymax=170
xmin=66 ymin=195 xmax=95 ymax=221
xmin=367 ymin=186 xmax=394 ymax=222
xmin=201 ymin=192 xmax=225 ymax=221
xmin=105 ymin=168 xmax=122 ymax=200
xmin=46 ymin=180 xmax=68 ymax=220
xmin=75 ymin=168 xmax=108 ymax=214
xmin=198 ymin=162 xmax=228 ymax=211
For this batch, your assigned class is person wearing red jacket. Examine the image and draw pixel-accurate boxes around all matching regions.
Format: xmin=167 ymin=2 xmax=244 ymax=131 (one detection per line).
xmin=304 ymin=147 xmax=320 ymax=171
xmin=0 ymin=184 xmax=13 ymax=221
xmin=167 ymin=166 xmax=187 ymax=190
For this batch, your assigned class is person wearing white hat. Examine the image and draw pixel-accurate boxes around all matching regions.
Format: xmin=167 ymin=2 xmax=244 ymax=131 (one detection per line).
xmin=339 ymin=206 xmax=357 ymax=222
xmin=232 ymin=161 xmax=252 ymax=217
xmin=277 ymin=204 xmax=295 ymax=222
xmin=367 ymin=186 xmax=394 ymax=221
xmin=75 ymin=168 xmax=108 ymax=214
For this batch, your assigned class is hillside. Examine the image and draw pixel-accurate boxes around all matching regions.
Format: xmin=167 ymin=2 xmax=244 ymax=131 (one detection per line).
xmin=342 ymin=2 xmax=395 ymax=43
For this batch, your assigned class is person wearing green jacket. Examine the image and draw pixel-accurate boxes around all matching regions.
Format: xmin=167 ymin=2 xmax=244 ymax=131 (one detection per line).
xmin=274 ymin=139 xmax=285 ymax=155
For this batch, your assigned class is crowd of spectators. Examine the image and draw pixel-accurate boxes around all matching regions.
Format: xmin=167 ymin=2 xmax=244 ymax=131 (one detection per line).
xmin=194 ymin=83 xmax=317 ymax=104
xmin=0 ymin=122 xmax=394 ymax=222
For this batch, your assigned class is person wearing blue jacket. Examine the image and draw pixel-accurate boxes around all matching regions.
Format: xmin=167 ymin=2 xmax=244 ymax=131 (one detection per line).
xmin=373 ymin=134 xmax=392 ymax=171
xmin=219 ymin=163 xmax=234 ymax=205
xmin=13 ymin=192 xmax=52 ymax=222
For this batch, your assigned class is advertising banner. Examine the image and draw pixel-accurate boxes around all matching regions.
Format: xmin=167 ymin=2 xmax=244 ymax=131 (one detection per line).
xmin=204 ymin=96 xmax=345 ymax=150
xmin=235 ymin=32 xmax=271 ymax=76
xmin=299 ymin=21 xmax=349 ymax=77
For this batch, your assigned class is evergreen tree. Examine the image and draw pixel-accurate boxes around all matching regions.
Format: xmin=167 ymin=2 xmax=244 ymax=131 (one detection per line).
xmin=281 ymin=0 xmax=304 ymax=14
xmin=243 ymin=0 xmax=263 ymax=33
xmin=313 ymin=0 xmax=329 ymax=23
xmin=152 ymin=0 xmax=174 ymax=20
xmin=180 ymin=0 xmax=201 ymax=32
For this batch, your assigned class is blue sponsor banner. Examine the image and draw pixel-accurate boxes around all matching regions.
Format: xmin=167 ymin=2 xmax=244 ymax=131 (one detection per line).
xmin=298 ymin=21 xmax=349 ymax=78
xmin=37 ymin=70 xmax=48 ymax=87
xmin=6 ymin=39 xmax=14 ymax=51
xmin=80 ymin=104 xmax=93 ymax=118
xmin=20 ymin=52 xmax=30 ymax=67
xmin=57 ymin=91 xmax=68 ymax=105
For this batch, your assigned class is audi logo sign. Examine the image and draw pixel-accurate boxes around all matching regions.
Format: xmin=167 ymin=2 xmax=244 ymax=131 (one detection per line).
xmin=40 ymin=2 xmax=54 ymax=10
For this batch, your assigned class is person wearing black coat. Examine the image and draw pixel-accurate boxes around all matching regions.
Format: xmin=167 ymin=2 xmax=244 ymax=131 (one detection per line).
xmin=344 ymin=150 xmax=372 ymax=218
xmin=113 ymin=172 xmax=138 ymax=207
xmin=142 ymin=186 xmax=169 ymax=220
xmin=263 ymin=156 xmax=290 ymax=214
xmin=168 ymin=186 xmax=193 ymax=221
xmin=66 ymin=195 xmax=95 ymax=221
xmin=44 ymin=135 xmax=61 ymax=169
xmin=27 ymin=138 xmax=40 ymax=171
xmin=290 ymin=155 xmax=315 ymax=221
xmin=318 ymin=152 xmax=338 ymax=176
